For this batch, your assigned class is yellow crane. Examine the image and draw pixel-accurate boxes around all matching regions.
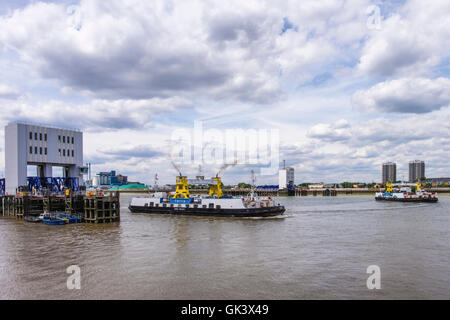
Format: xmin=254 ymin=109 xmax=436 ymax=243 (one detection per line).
xmin=385 ymin=182 xmax=393 ymax=193
xmin=172 ymin=175 xmax=190 ymax=199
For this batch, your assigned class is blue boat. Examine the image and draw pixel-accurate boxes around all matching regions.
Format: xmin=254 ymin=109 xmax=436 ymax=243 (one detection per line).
xmin=43 ymin=217 xmax=66 ymax=225
xmin=58 ymin=214 xmax=77 ymax=224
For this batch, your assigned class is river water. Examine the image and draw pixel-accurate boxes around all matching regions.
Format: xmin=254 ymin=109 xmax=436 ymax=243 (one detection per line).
xmin=1 ymin=194 xmax=449 ymax=299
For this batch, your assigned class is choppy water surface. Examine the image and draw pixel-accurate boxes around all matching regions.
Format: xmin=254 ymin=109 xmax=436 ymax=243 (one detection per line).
xmin=1 ymin=195 xmax=449 ymax=299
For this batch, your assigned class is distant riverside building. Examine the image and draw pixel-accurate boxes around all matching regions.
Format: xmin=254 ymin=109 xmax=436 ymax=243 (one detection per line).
xmin=382 ymin=162 xmax=396 ymax=183
xmin=91 ymin=170 xmax=128 ymax=186
xmin=409 ymin=160 xmax=425 ymax=182
xmin=422 ymin=177 xmax=450 ymax=186
xmin=279 ymin=166 xmax=294 ymax=189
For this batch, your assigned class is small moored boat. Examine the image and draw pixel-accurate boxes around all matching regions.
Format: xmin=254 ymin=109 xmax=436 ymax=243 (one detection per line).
xmin=24 ymin=216 xmax=42 ymax=223
xmin=43 ymin=217 xmax=67 ymax=225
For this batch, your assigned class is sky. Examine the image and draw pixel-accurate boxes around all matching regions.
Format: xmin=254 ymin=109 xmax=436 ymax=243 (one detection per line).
xmin=0 ymin=0 xmax=449 ymax=185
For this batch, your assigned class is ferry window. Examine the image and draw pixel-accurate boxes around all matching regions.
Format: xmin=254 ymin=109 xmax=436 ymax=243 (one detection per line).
xmin=39 ymin=133 xmax=42 ymax=141
xmin=44 ymin=133 xmax=47 ymax=141
xmin=163 ymin=204 xmax=167 ymax=207
xmin=216 ymin=205 xmax=221 ymax=209
xmin=150 ymin=202 xmax=154 ymax=206
xmin=155 ymin=204 xmax=159 ymax=207
xmin=29 ymin=132 xmax=32 ymax=139
xmin=202 ymin=205 xmax=207 ymax=208
xmin=63 ymin=136 xmax=65 ymax=143
xmin=29 ymin=146 xmax=32 ymax=154
xmin=209 ymin=203 xmax=214 ymax=208
xmin=194 ymin=204 xmax=198 ymax=208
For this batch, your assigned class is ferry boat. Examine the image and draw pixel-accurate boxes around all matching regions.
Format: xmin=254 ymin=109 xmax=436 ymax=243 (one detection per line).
xmin=375 ymin=182 xmax=438 ymax=203
xmin=129 ymin=175 xmax=285 ymax=217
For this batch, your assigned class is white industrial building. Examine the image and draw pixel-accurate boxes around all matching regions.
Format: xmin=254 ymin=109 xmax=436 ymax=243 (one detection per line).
xmin=279 ymin=166 xmax=294 ymax=189
xmin=5 ymin=122 xmax=84 ymax=194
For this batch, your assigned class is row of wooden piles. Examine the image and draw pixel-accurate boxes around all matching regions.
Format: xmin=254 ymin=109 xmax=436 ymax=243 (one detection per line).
xmin=0 ymin=193 xmax=120 ymax=223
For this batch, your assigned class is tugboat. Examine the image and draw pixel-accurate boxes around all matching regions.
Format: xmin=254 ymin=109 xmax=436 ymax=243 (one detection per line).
xmin=375 ymin=182 xmax=438 ymax=202
xmin=129 ymin=174 xmax=285 ymax=217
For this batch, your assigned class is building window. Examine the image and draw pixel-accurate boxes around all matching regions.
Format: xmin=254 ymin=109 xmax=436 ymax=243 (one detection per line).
xmin=39 ymin=133 xmax=42 ymax=141
xmin=72 ymin=137 xmax=74 ymax=144
xmin=58 ymin=149 xmax=61 ymax=156
xmin=40 ymin=147 xmax=42 ymax=155
xmin=29 ymin=132 xmax=32 ymax=139
xmin=44 ymin=133 xmax=47 ymax=141
xmin=63 ymin=149 xmax=65 ymax=156
xmin=67 ymin=136 xmax=70 ymax=143
xmin=30 ymin=146 xmax=32 ymax=154
xmin=35 ymin=147 xmax=37 ymax=154
xmin=58 ymin=135 xmax=61 ymax=142
xmin=72 ymin=150 xmax=74 ymax=157
xmin=45 ymin=148 xmax=47 ymax=155
xmin=63 ymin=136 xmax=65 ymax=143
xmin=35 ymin=132 xmax=37 ymax=140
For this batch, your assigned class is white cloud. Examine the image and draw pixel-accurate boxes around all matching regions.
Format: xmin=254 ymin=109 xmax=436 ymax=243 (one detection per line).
xmin=358 ymin=0 xmax=450 ymax=76
xmin=307 ymin=119 xmax=352 ymax=141
xmin=0 ymin=96 xmax=192 ymax=130
xmin=0 ymin=0 xmax=375 ymax=104
xmin=0 ymin=83 xmax=20 ymax=99
xmin=352 ymin=77 xmax=450 ymax=113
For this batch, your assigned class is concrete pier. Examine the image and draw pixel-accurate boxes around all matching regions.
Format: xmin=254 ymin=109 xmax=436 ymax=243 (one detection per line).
xmin=0 ymin=192 xmax=120 ymax=223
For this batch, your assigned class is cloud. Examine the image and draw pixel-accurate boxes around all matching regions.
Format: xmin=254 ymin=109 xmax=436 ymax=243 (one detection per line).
xmin=358 ymin=0 xmax=450 ymax=76
xmin=0 ymin=0 xmax=375 ymax=104
xmin=0 ymin=96 xmax=192 ymax=130
xmin=307 ymin=119 xmax=351 ymax=142
xmin=0 ymin=83 xmax=20 ymax=99
xmin=101 ymin=145 xmax=164 ymax=160
xmin=352 ymin=77 xmax=450 ymax=113
xmin=0 ymin=1 xmax=278 ymax=103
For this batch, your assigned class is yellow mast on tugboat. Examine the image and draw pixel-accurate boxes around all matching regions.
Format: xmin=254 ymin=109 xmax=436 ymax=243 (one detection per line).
xmin=208 ymin=176 xmax=224 ymax=198
xmin=385 ymin=182 xmax=393 ymax=193
xmin=172 ymin=175 xmax=190 ymax=199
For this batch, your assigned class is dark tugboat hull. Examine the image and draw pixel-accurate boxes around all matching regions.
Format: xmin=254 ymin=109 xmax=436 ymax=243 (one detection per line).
xmin=129 ymin=205 xmax=285 ymax=217
xmin=375 ymin=197 xmax=438 ymax=203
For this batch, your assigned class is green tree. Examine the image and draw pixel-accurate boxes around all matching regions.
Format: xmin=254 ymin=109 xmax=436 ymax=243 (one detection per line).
xmin=237 ymin=182 xmax=251 ymax=189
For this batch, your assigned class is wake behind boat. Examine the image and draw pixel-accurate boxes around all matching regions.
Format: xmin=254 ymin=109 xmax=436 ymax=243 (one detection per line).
xmin=129 ymin=175 xmax=285 ymax=218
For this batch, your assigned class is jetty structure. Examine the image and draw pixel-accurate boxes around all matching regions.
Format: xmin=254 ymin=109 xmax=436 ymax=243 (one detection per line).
xmin=0 ymin=122 xmax=120 ymax=224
